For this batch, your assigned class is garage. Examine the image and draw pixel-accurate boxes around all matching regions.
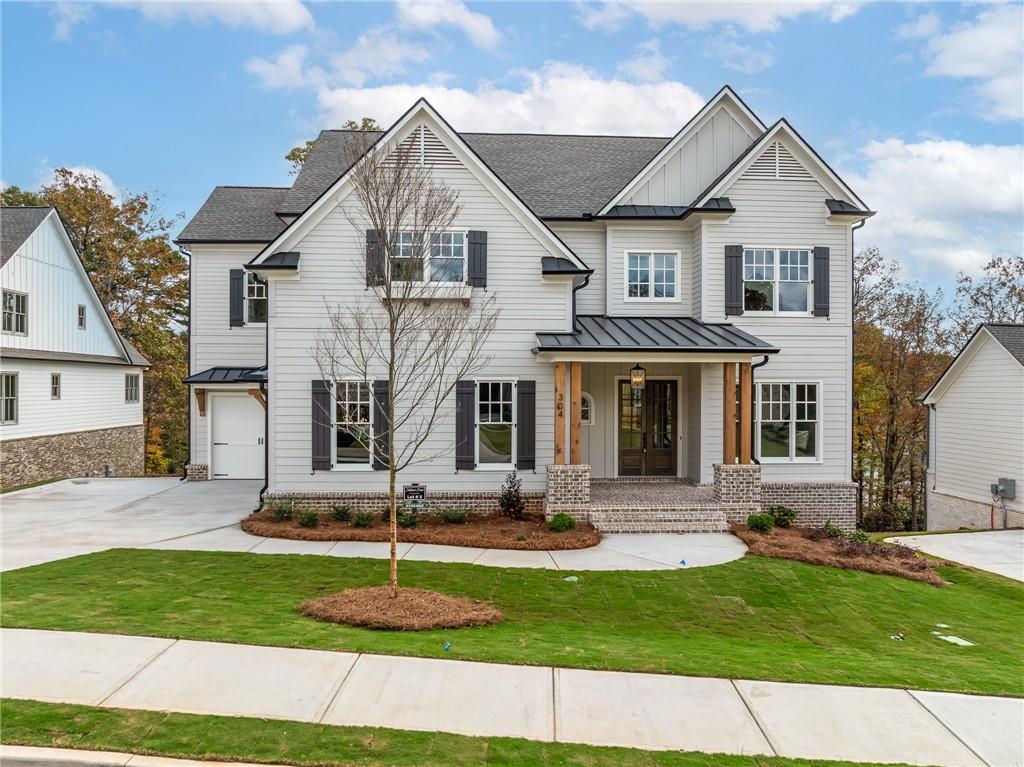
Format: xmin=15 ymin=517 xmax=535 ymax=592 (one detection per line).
xmin=209 ymin=392 xmax=265 ymax=480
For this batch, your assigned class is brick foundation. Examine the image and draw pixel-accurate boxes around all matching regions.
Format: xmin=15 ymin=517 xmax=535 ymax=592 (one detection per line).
xmin=761 ymin=481 xmax=857 ymax=531
xmin=185 ymin=463 xmax=209 ymax=481
xmin=261 ymin=489 xmax=544 ymax=516
xmin=926 ymin=483 xmax=1022 ymax=531
xmin=544 ymin=464 xmax=591 ymax=519
xmin=0 ymin=424 xmax=145 ymax=489
xmin=712 ymin=464 xmax=762 ymax=523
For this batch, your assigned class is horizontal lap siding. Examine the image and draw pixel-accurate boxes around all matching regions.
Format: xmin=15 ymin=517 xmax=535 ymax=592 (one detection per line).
xmin=606 ymin=227 xmax=692 ymax=317
xmin=933 ymin=336 xmax=1024 ymax=511
xmin=548 ymin=223 xmax=605 ymax=315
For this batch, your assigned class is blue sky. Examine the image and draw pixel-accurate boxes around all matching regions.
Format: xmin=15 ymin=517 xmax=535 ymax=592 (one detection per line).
xmin=2 ymin=1 xmax=1022 ymax=291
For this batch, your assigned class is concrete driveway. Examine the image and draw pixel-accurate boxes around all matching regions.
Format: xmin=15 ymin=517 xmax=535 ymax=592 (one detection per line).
xmin=1 ymin=478 xmax=260 ymax=571
xmin=886 ymin=529 xmax=1024 ymax=582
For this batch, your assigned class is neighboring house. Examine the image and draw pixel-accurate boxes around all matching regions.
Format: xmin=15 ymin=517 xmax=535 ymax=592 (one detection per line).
xmin=176 ymin=86 xmax=873 ymax=530
xmin=922 ymin=324 xmax=1023 ymax=530
xmin=0 ymin=206 xmax=149 ymax=488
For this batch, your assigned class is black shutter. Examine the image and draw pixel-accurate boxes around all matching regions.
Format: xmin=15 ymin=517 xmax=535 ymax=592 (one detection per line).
xmin=372 ymin=379 xmax=389 ymax=470
xmin=813 ymin=246 xmax=830 ymax=317
xmin=311 ymin=380 xmax=332 ymax=471
xmin=724 ymin=245 xmax=743 ymax=316
xmin=516 ymin=380 xmax=535 ymax=470
xmin=467 ymin=230 xmax=487 ymax=288
xmin=365 ymin=230 xmax=385 ymax=287
xmin=229 ymin=269 xmax=245 ymax=327
xmin=455 ymin=379 xmax=476 ymax=470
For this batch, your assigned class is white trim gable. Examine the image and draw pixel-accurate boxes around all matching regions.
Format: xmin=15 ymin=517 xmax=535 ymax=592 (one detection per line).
xmin=923 ymin=327 xmax=1023 ymax=405
xmin=251 ymin=99 xmax=590 ymax=271
xmin=597 ymin=86 xmax=766 ymax=215
xmin=695 ymin=119 xmax=869 ymax=210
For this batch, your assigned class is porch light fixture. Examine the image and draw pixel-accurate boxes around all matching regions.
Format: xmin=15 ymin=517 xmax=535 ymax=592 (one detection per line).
xmin=630 ymin=364 xmax=646 ymax=391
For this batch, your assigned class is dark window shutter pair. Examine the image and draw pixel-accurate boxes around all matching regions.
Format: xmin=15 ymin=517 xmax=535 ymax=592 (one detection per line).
xmin=724 ymin=246 xmax=743 ymax=317
xmin=813 ymin=246 xmax=830 ymax=317
xmin=467 ymin=231 xmax=488 ymax=288
xmin=372 ymin=379 xmax=390 ymax=470
xmin=229 ymin=269 xmax=245 ymax=327
xmin=311 ymin=380 xmax=332 ymax=471
xmin=454 ymin=379 xmax=535 ymax=471
xmin=365 ymin=230 xmax=385 ymax=287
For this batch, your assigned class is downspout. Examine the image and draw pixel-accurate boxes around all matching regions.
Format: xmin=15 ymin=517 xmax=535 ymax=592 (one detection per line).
xmin=850 ymin=218 xmax=866 ymax=486
xmin=750 ymin=355 xmax=771 ymax=465
xmin=256 ymin=276 xmax=270 ymax=511
xmin=571 ymin=273 xmax=591 ymax=333
xmin=179 ymin=244 xmax=194 ymax=481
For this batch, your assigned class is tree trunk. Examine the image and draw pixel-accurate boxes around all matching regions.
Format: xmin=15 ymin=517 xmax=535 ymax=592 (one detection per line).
xmin=388 ymin=466 xmax=398 ymax=595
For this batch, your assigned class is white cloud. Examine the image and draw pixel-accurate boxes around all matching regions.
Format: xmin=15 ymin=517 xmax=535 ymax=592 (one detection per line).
xmin=895 ymin=11 xmax=940 ymax=40
xmin=577 ymin=1 xmax=862 ymax=34
xmin=314 ymin=61 xmax=706 ymax=135
xmin=330 ymin=27 xmax=431 ymax=87
xmin=396 ymin=0 xmax=500 ymax=49
xmin=50 ymin=2 xmax=92 ymax=40
xmin=37 ymin=166 xmax=121 ymax=198
xmin=846 ymin=138 xmax=1024 ymax=276
xmin=246 ymin=44 xmax=323 ymax=90
xmin=704 ymin=27 xmax=774 ymax=73
xmin=616 ymin=39 xmax=669 ymax=82
xmin=921 ymin=5 xmax=1023 ymax=121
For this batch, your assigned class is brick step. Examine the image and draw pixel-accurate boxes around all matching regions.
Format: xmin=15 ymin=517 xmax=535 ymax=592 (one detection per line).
xmin=586 ymin=507 xmax=729 ymax=534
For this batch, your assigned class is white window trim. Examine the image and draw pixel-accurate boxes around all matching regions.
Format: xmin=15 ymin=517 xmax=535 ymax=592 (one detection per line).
xmin=581 ymin=391 xmax=595 ymax=426
xmin=125 ymin=373 xmax=141 ymax=404
xmin=77 ymin=304 xmax=87 ymax=330
xmin=742 ymin=246 xmax=814 ymax=317
xmin=755 ymin=379 xmax=822 ymax=464
xmin=51 ymin=373 xmax=61 ymax=400
xmin=392 ymin=229 xmax=469 ymax=287
xmin=475 ymin=378 xmax=517 ymax=471
xmin=245 ymin=272 xmax=268 ymax=326
xmin=332 ymin=379 xmax=374 ymax=471
xmin=2 ymin=289 xmax=29 ymax=336
xmin=623 ymin=250 xmax=681 ymax=303
xmin=1 ymin=371 xmax=18 ymax=424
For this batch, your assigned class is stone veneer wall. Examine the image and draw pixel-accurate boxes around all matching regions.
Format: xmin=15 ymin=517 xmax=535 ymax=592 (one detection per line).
xmin=262 ymin=489 xmax=544 ymax=516
xmin=544 ymin=464 xmax=591 ymax=520
xmin=185 ymin=463 xmax=209 ymax=481
xmin=0 ymin=424 xmax=144 ymax=489
xmin=925 ymin=482 xmax=1021 ymax=531
xmin=761 ymin=481 xmax=857 ymax=531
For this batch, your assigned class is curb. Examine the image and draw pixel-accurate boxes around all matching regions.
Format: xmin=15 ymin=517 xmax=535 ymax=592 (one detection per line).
xmin=0 ymin=746 xmax=285 ymax=767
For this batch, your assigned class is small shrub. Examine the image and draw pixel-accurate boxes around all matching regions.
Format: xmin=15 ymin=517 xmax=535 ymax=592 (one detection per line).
xmin=499 ymin=471 xmax=526 ymax=521
xmin=767 ymin=505 xmax=797 ymax=529
xmin=548 ymin=513 xmax=576 ymax=532
xmin=330 ymin=505 xmax=353 ymax=523
xmin=440 ymin=508 xmax=468 ymax=524
xmin=352 ymin=510 xmax=375 ymax=528
xmin=397 ymin=510 xmax=420 ymax=529
xmin=271 ymin=499 xmax=294 ymax=522
xmin=746 ymin=513 xmax=775 ymax=534
xmin=849 ymin=529 xmax=870 ymax=543
xmin=380 ymin=509 xmax=392 ymax=524
xmin=823 ymin=520 xmax=846 ymax=539
xmin=298 ymin=510 xmax=319 ymax=528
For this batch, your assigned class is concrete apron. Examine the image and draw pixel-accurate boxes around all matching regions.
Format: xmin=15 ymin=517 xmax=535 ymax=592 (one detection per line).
xmin=3 ymin=628 xmax=1021 ymax=767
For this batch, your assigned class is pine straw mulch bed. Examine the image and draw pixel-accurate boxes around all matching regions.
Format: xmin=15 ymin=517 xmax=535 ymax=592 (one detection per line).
xmin=242 ymin=510 xmax=601 ymax=550
xmin=298 ymin=586 xmax=503 ymax=630
xmin=731 ymin=524 xmax=948 ymax=586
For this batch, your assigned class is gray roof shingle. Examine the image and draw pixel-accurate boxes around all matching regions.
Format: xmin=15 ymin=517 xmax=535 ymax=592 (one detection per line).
xmin=177 ymin=187 xmax=289 ymax=243
xmin=986 ymin=323 xmax=1024 ymax=365
xmin=1 ymin=206 xmax=53 ymax=266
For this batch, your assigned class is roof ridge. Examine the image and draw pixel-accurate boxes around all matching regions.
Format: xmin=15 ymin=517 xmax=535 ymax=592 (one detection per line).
xmin=319 ymin=128 xmax=672 ymax=140
xmin=215 ymin=185 xmax=290 ymax=191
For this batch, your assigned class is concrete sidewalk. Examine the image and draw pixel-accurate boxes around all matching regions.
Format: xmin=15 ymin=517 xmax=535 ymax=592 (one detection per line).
xmin=3 ymin=628 xmax=1020 ymax=767
xmin=0 ymin=746 xmax=292 ymax=767
xmin=886 ymin=530 xmax=1024 ymax=582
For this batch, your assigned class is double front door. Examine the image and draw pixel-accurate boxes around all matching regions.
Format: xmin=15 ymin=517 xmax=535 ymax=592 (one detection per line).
xmin=617 ymin=379 xmax=677 ymax=476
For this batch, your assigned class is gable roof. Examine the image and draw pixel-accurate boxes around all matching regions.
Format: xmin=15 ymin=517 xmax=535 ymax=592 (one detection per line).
xmin=177 ymin=186 xmax=289 ymax=244
xmin=921 ymin=323 xmax=1024 ymax=404
xmin=251 ymin=98 xmax=591 ymax=270
xmin=1 ymin=206 xmax=53 ymax=266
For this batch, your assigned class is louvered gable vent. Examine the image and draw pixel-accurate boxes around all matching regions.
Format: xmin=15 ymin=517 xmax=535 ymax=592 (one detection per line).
xmin=746 ymin=141 xmax=813 ymax=181
xmin=393 ymin=125 xmax=460 ymax=168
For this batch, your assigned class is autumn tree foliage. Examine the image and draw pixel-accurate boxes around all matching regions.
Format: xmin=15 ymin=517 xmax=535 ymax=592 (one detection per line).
xmin=2 ymin=170 xmax=189 ymax=474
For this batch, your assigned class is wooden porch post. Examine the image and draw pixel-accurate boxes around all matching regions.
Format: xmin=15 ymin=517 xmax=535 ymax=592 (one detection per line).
xmin=554 ymin=362 xmax=566 ymax=464
xmin=739 ymin=362 xmax=752 ymax=464
xmin=570 ymin=361 xmax=582 ymax=464
xmin=722 ymin=363 xmax=737 ymax=464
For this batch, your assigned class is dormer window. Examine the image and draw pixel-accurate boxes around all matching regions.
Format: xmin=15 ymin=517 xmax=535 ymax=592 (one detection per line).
xmin=624 ymin=251 xmax=678 ymax=302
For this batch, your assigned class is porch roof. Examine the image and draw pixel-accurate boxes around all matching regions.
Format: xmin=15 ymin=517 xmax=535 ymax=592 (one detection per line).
xmin=535 ymin=315 xmax=779 ymax=355
xmin=184 ymin=365 xmax=267 ymax=385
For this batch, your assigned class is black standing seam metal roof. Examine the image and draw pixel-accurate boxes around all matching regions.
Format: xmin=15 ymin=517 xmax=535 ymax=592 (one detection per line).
xmin=541 ymin=256 xmax=592 ymax=275
xmin=535 ymin=315 xmax=779 ymax=353
xmin=184 ymin=365 xmax=268 ymax=384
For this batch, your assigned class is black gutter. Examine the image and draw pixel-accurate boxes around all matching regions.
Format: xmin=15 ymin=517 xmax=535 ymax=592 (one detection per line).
xmin=750 ymin=355 xmax=771 ymax=465
xmin=257 ymin=281 xmax=271 ymax=511
xmin=179 ymin=243 xmax=194 ymax=481
xmin=570 ymin=274 xmax=591 ymax=333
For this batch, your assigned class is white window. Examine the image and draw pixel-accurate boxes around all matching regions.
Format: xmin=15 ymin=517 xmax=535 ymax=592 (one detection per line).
xmin=1 ymin=372 xmax=17 ymax=424
xmin=581 ymin=392 xmax=595 ymax=426
xmin=392 ymin=231 xmax=466 ymax=284
xmin=757 ymin=382 xmax=819 ymax=461
xmin=476 ymin=380 xmax=515 ymax=467
xmin=743 ymin=248 xmax=811 ymax=314
xmin=125 ymin=373 xmax=140 ymax=403
xmin=335 ymin=380 xmax=372 ymax=467
xmin=625 ymin=251 xmax=678 ymax=301
xmin=246 ymin=273 xmax=268 ymax=324
xmin=2 ymin=290 xmax=28 ymax=334
xmin=77 ymin=304 xmax=87 ymax=329
xmin=51 ymin=373 xmax=61 ymax=400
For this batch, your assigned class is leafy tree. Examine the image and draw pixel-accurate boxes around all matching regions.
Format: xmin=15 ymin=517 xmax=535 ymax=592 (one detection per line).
xmin=951 ymin=255 xmax=1024 ymax=343
xmin=1 ymin=185 xmax=44 ymax=206
xmin=285 ymin=117 xmax=381 ymax=175
xmin=342 ymin=117 xmax=381 ymax=131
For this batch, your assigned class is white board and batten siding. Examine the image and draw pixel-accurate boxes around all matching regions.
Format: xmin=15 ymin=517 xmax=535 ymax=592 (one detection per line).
xmin=268 ymin=154 xmax=572 ymax=494
xmin=930 ymin=333 xmax=1024 ymax=512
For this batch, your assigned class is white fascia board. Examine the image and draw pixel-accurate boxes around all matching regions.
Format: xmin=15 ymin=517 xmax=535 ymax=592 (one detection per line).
xmin=251 ymin=99 xmax=589 ymax=271
xmin=695 ymin=120 xmax=869 ymax=210
xmin=597 ymin=86 xmax=767 ymax=216
xmin=921 ymin=327 xmax=990 ymax=405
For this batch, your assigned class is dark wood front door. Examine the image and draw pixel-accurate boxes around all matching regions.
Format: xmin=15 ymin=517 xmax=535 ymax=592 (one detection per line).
xmin=617 ymin=379 xmax=677 ymax=476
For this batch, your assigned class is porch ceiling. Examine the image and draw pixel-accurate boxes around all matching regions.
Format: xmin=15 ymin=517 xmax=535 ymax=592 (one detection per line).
xmin=535 ymin=315 xmax=779 ymax=356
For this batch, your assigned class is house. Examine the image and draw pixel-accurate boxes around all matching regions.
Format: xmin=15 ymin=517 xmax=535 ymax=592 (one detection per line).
xmin=175 ymin=86 xmax=873 ymax=531
xmin=0 ymin=206 xmax=150 ymax=488
xmin=922 ymin=323 xmax=1023 ymax=530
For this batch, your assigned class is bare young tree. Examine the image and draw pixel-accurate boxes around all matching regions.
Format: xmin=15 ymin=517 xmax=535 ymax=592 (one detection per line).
xmin=951 ymin=255 xmax=1024 ymax=344
xmin=314 ymin=131 xmax=500 ymax=595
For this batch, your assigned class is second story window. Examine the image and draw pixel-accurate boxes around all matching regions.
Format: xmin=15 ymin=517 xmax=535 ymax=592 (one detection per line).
xmin=625 ymin=252 xmax=677 ymax=301
xmin=246 ymin=273 xmax=268 ymax=324
xmin=744 ymin=248 xmax=811 ymax=314
xmin=51 ymin=373 xmax=62 ymax=399
xmin=391 ymin=231 xmax=467 ymax=284
xmin=2 ymin=290 xmax=28 ymax=335
xmin=77 ymin=305 xmax=87 ymax=329
xmin=125 ymin=373 xmax=140 ymax=403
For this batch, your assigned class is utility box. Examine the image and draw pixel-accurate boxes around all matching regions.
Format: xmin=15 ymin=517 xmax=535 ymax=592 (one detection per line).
xmin=990 ymin=478 xmax=1016 ymax=500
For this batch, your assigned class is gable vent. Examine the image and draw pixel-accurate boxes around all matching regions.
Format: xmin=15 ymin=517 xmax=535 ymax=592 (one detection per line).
xmin=393 ymin=125 xmax=460 ymax=168
xmin=746 ymin=141 xmax=812 ymax=181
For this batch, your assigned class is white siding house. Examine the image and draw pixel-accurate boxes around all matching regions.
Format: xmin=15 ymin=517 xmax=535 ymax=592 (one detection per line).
xmin=922 ymin=324 xmax=1024 ymax=530
xmin=0 ymin=206 xmax=149 ymax=487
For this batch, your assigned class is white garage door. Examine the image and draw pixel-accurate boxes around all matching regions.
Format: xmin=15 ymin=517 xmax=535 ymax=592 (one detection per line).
xmin=210 ymin=394 xmax=265 ymax=480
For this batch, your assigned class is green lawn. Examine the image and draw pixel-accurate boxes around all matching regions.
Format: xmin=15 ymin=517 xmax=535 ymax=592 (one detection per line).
xmin=0 ymin=699 xmax=912 ymax=767
xmin=3 ymin=548 xmax=1022 ymax=696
